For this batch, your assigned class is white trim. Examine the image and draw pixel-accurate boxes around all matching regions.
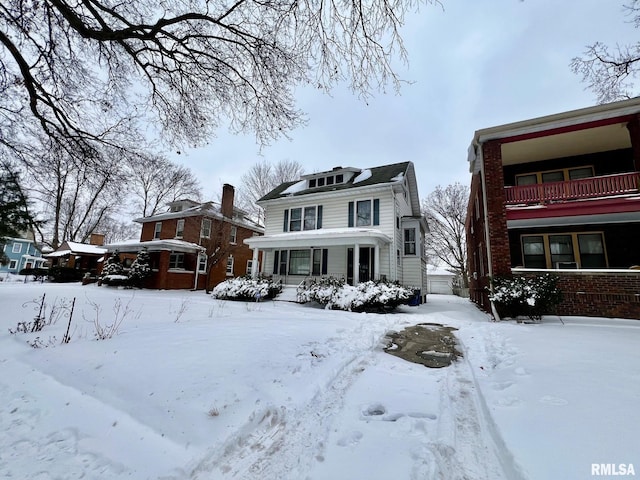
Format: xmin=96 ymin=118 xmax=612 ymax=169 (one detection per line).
xmin=244 ymin=228 xmax=391 ymax=249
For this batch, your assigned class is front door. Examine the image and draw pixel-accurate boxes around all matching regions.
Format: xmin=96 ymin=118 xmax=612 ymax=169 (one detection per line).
xmin=347 ymin=247 xmax=374 ymax=285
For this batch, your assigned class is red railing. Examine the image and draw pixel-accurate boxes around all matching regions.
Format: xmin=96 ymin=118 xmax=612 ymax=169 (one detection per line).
xmin=505 ymin=172 xmax=640 ymax=205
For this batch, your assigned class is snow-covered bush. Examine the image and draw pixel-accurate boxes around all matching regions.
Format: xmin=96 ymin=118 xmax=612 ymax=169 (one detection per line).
xmin=102 ymin=250 xmax=124 ymax=275
xmin=128 ymin=247 xmax=152 ymax=287
xmin=298 ymin=277 xmax=413 ymax=312
xmin=489 ymin=274 xmax=562 ymax=321
xmin=211 ymin=275 xmax=282 ymax=301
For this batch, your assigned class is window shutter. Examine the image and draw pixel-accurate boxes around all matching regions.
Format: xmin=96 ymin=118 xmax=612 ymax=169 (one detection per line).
xmin=317 ymin=205 xmax=323 ymax=229
xmin=348 ymin=202 xmax=354 ymax=227
xmin=373 ymin=199 xmax=380 ymax=225
xmin=273 ymin=251 xmax=279 ymax=274
xmin=283 ymin=209 xmax=289 ymax=232
xmin=322 ymin=249 xmax=328 ymax=275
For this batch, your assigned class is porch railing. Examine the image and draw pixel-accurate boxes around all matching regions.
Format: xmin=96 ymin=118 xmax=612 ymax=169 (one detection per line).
xmin=505 ymin=171 xmax=640 ymax=205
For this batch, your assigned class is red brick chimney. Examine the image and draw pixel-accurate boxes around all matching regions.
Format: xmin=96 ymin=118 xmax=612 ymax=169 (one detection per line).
xmin=90 ymin=233 xmax=105 ymax=246
xmin=221 ymin=184 xmax=235 ymax=218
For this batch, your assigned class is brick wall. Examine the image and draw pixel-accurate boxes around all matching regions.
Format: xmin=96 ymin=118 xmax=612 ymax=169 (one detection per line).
xmin=482 ymin=140 xmax=511 ymax=277
xmin=519 ymin=270 xmax=640 ymax=319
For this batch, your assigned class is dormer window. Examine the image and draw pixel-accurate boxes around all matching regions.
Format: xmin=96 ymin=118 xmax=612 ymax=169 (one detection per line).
xmin=336 ymin=174 xmax=344 ymax=183
xmin=306 ymin=172 xmax=349 ymax=190
xmin=309 ymin=179 xmax=317 ymax=188
xmin=318 ymin=177 xmax=325 ymax=187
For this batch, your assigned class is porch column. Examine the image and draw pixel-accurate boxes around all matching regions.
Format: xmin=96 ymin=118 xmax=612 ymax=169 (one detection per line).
xmin=353 ymin=243 xmax=360 ymax=285
xmin=251 ymin=247 xmax=260 ymax=278
xmin=626 ymin=114 xmax=640 ymax=172
xmin=374 ymin=244 xmax=380 ymax=280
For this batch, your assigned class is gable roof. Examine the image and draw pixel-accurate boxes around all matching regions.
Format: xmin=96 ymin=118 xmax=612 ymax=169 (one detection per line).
xmin=259 ymin=161 xmax=412 ymax=202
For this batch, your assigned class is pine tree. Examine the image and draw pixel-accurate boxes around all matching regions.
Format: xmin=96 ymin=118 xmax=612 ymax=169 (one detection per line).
xmin=102 ymin=250 xmax=124 ymax=278
xmin=128 ymin=247 xmax=151 ymax=287
xmin=0 ymin=163 xmax=36 ymax=240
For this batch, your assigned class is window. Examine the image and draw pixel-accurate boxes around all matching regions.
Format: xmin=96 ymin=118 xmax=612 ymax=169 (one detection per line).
xmin=317 ymin=177 xmax=325 ymax=187
xmin=169 ymin=253 xmax=184 ymax=269
xmin=348 ymin=199 xmax=379 ymax=227
xmin=304 ymin=206 xmax=316 ymax=230
xmin=290 ymin=208 xmax=302 ymax=231
xmin=273 ymin=250 xmax=288 ymax=275
xmin=246 ymin=260 xmax=254 ymax=274
xmin=230 ymin=225 xmax=237 ymax=244
xmin=549 ymin=235 xmax=574 ymax=266
xmin=356 ymin=200 xmax=371 ymax=226
xmin=336 ymin=174 xmax=344 ymax=183
xmin=154 ymin=222 xmax=162 ymax=239
xmin=12 ymin=243 xmax=22 ymax=253
xmin=9 ymin=260 xmax=18 ymax=270
xmin=404 ymin=228 xmax=416 ymax=255
xmin=309 ymin=179 xmax=317 ymax=188
xmin=288 ymin=250 xmax=310 ymax=275
xmin=284 ymin=206 xmax=322 ymax=231
xmin=175 ymin=219 xmax=185 ymax=238
xmin=201 ymin=219 xmax=212 ymax=238
xmin=326 ymin=176 xmax=334 ymax=185
xmin=198 ymin=255 xmax=207 ymax=272
xmin=226 ymin=255 xmax=234 ymax=276
xmin=578 ymin=233 xmax=606 ymax=268
xmin=516 ymin=166 xmax=594 ymax=185
xmin=521 ymin=232 xmax=607 ymax=269
xmin=522 ymin=236 xmax=546 ymax=268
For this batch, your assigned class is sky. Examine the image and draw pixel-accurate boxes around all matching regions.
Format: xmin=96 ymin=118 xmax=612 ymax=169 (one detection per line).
xmin=169 ymin=1 xmax=639 ymax=202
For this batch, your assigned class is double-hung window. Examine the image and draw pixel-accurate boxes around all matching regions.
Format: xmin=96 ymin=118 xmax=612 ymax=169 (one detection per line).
xmin=226 ymin=255 xmax=234 ymax=276
xmin=230 ymin=226 xmax=237 ymax=244
xmin=201 ymin=219 xmax=211 ymax=238
xmin=12 ymin=243 xmax=22 ymax=253
xmin=348 ymin=199 xmax=380 ymax=227
xmin=404 ymin=228 xmax=416 ymax=255
xmin=169 ymin=253 xmax=184 ymax=269
xmin=284 ymin=206 xmax=323 ymax=232
xmin=154 ymin=222 xmax=162 ymax=239
xmin=175 ymin=219 xmax=185 ymax=238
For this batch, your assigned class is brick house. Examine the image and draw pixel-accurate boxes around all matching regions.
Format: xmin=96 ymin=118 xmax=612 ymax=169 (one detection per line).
xmin=466 ymin=98 xmax=640 ymax=319
xmin=244 ymin=162 xmax=428 ymax=300
xmin=44 ymin=234 xmax=107 ymax=275
xmin=105 ymin=184 xmax=264 ymax=290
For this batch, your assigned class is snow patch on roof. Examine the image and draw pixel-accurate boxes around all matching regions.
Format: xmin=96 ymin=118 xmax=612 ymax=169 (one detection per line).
xmin=281 ymin=180 xmax=308 ymax=195
xmin=390 ymin=172 xmax=404 ymax=182
xmin=353 ymin=169 xmax=372 ymax=184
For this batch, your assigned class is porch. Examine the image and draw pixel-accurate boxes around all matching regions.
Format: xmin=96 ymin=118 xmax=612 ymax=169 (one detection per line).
xmin=505 ymin=171 xmax=640 ymax=205
xmin=244 ymin=228 xmax=392 ymax=286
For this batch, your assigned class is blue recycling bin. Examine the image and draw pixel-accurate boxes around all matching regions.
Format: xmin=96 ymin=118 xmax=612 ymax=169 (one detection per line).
xmin=408 ymin=289 xmax=421 ymax=306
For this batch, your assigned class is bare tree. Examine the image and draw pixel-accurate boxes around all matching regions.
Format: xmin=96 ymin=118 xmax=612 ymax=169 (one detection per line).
xmin=422 ymin=183 xmax=469 ymax=288
xmin=571 ymin=2 xmax=640 ymax=103
xmin=1 ymin=0 xmax=435 ymax=162
xmin=26 ymin=141 xmax=126 ymax=249
xmin=239 ymin=159 xmax=304 ymax=223
xmin=127 ymin=155 xmax=202 ymax=217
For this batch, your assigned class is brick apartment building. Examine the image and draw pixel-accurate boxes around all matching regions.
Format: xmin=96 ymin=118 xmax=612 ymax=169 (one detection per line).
xmin=467 ymin=98 xmax=640 ymax=319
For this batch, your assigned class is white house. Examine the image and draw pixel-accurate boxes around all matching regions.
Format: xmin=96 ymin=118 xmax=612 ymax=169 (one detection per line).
xmin=244 ymin=162 xmax=429 ymax=301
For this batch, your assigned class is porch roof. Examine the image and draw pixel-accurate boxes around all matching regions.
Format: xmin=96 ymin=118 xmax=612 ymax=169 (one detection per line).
xmin=103 ymin=239 xmax=205 ymax=254
xmin=244 ymin=228 xmax=392 ymax=250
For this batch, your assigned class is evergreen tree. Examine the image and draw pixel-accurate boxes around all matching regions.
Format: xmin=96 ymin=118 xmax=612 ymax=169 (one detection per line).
xmin=102 ymin=250 xmax=124 ymax=277
xmin=128 ymin=247 xmax=152 ymax=287
xmin=0 ymin=163 xmax=36 ymax=241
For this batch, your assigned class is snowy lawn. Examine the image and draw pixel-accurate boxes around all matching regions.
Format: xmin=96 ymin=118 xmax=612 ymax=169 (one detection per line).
xmin=0 ymin=282 xmax=638 ymax=479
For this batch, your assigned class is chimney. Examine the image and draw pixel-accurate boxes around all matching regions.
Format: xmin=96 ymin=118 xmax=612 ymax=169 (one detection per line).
xmin=221 ymin=184 xmax=235 ymax=218
xmin=90 ymin=233 xmax=105 ymax=246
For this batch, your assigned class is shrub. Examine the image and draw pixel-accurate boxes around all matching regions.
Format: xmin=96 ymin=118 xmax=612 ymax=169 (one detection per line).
xmin=102 ymin=250 xmax=124 ymax=278
xmin=489 ymin=274 xmax=562 ymax=321
xmin=298 ymin=277 xmax=413 ymax=312
xmin=211 ymin=275 xmax=282 ymax=301
xmin=48 ymin=266 xmax=83 ymax=283
xmin=101 ymin=274 xmax=129 ymax=287
xmin=128 ymin=247 xmax=152 ymax=287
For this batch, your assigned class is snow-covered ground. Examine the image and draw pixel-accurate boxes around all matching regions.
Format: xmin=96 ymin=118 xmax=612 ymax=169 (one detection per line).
xmin=0 ymin=282 xmax=638 ymax=479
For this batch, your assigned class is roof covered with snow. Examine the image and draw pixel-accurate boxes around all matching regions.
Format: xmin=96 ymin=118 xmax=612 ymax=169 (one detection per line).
xmin=44 ymin=241 xmax=106 ymax=257
xmin=259 ymin=161 xmax=412 ymax=202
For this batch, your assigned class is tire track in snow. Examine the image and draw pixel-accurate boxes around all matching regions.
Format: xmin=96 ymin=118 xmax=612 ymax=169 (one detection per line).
xmin=427 ymin=339 xmax=526 ymax=480
xmin=185 ymin=315 xmax=400 ymax=480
